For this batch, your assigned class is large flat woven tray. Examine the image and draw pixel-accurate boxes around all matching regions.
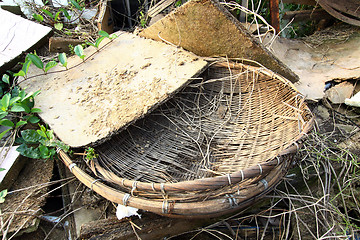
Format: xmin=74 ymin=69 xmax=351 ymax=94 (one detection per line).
xmin=59 ymin=61 xmax=314 ymax=217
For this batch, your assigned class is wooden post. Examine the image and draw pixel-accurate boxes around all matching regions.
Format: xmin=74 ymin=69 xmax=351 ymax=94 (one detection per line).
xmin=269 ymin=0 xmax=280 ymax=33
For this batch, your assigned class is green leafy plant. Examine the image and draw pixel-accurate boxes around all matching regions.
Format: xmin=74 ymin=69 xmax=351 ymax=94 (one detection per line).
xmin=0 ymin=168 xmax=6 ymax=203
xmin=58 ymin=53 xmax=68 ymax=69
xmin=33 ymin=8 xmax=71 ymax=31
xmin=16 ymin=124 xmax=69 ymax=160
xmin=85 ymin=147 xmax=98 ymax=161
xmin=69 ymin=0 xmax=83 ymax=11
xmin=0 ymin=87 xmax=41 ymax=139
xmin=74 ymin=44 xmax=85 ymax=60
xmin=139 ymin=11 xmax=147 ymax=28
xmin=20 ymin=52 xmax=58 ymax=74
xmin=86 ymin=30 xmax=118 ymax=50
xmin=0 ymin=189 xmax=7 ymax=203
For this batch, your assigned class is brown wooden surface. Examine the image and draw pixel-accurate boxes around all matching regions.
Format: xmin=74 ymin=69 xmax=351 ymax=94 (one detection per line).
xmin=269 ymin=0 xmax=280 ymax=33
xmin=49 ymin=37 xmax=84 ymax=53
xmin=283 ymin=9 xmax=333 ymax=22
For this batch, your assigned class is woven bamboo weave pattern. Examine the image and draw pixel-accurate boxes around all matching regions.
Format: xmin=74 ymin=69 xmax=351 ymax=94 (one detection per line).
xmin=91 ymin=62 xmax=312 ymax=185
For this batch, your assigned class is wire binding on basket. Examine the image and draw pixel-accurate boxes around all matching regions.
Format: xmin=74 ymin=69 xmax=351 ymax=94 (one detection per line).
xmin=90 ymin=179 xmax=101 ymax=190
xmin=123 ymin=193 xmax=131 ymax=206
xmin=226 ymin=194 xmax=238 ymax=208
xmin=258 ymin=164 xmax=263 ymax=175
xmin=260 ymin=179 xmax=269 ymax=189
xmin=227 ymin=174 xmax=232 ymax=185
xmin=162 ymin=200 xmax=170 ymax=214
xmin=131 ymin=181 xmax=138 ymax=196
xmin=68 ymin=163 xmax=76 ymax=173
xmin=160 ymin=183 xmax=166 ymax=195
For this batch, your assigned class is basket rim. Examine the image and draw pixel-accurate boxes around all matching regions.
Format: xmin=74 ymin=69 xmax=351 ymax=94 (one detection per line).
xmin=59 ymin=149 xmax=290 ymax=218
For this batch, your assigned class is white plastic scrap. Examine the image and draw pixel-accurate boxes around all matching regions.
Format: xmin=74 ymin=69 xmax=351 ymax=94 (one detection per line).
xmin=345 ymin=91 xmax=360 ymax=108
xmin=116 ymin=204 xmax=141 ymax=220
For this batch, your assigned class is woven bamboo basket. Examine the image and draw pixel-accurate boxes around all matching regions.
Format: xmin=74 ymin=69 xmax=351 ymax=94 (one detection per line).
xmin=59 ymin=61 xmax=314 ymax=218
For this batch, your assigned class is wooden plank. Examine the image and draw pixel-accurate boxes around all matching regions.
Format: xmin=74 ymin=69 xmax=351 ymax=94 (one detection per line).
xmin=0 ymin=9 xmax=52 ymax=73
xmin=139 ymin=0 xmax=299 ymax=83
xmin=20 ymin=31 xmax=208 ymax=148
xmin=269 ymin=0 xmax=280 ymax=33
xmin=283 ymin=9 xmax=333 ymax=22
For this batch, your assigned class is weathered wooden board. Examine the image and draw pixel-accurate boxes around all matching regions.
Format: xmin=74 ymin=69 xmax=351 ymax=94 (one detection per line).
xmin=139 ymin=0 xmax=299 ymax=83
xmin=20 ymin=31 xmax=207 ymax=147
xmin=0 ymin=9 xmax=52 ymax=72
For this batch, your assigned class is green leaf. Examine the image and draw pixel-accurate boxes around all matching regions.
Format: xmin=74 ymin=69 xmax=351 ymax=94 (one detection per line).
xmin=28 ymin=54 xmax=44 ymax=70
xmin=9 ymin=96 xmax=21 ymax=106
xmin=33 ymin=14 xmax=44 ymax=22
xmin=0 ymin=129 xmax=11 ymax=139
xmin=36 ymin=129 xmax=48 ymax=139
xmin=0 ymin=189 xmax=7 ymax=203
xmin=58 ymin=53 xmax=67 ymax=68
xmin=1 ymin=93 xmax=10 ymax=109
xmin=74 ymin=45 xmax=84 ymax=57
xmin=2 ymin=75 xmax=10 ymax=85
xmin=109 ymin=34 xmax=118 ymax=40
xmin=22 ymin=60 xmax=32 ymax=76
xmin=20 ymin=129 xmax=43 ymax=143
xmin=41 ymin=9 xmax=54 ymax=19
xmin=30 ymin=108 xmax=42 ymax=113
xmin=18 ymin=89 xmax=26 ymax=100
xmin=16 ymin=121 xmax=27 ymax=128
xmin=98 ymin=30 xmax=109 ymax=38
xmin=54 ymin=22 xmax=63 ymax=31
xmin=0 ymin=112 xmax=8 ymax=119
xmin=46 ymin=129 xmax=54 ymax=140
xmin=55 ymin=140 xmax=69 ymax=152
xmin=27 ymin=115 xmax=40 ymax=124
xmin=10 ymin=104 xmax=26 ymax=112
xmin=0 ymin=119 xmax=14 ymax=127
xmin=86 ymin=41 xmax=96 ymax=48
xmin=70 ymin=0 xmax=82 ymax=10
xmin=14 ymin=70 xmax=25 ymax=77
xmin=60 ymin=8 xmax=71 ymax=20
xmin=95 ymin=36 xmax=106 ymax=48
xmin=38 ymin=145 xmax=50 ymax=159
xmin=0 ymin=168 xmax=5 ymax=171
xmin=54 ymin=11 xmax=61 ymax=21
xmin=44 ymin=61 xmax=58 ymax=73
xmin=16 ymin=144 xmax=40 ymax=159
xmin=32 ymin=90 xmax=41 ymax=98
